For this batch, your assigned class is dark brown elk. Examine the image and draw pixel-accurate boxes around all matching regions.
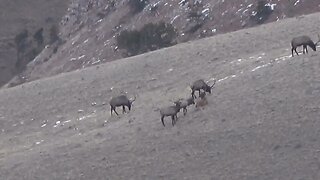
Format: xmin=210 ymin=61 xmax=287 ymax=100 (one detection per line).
xmin=160 ymin=101 xmax=181 ymax=127
xmin=190 ymin=79 xmax=216 ymax=98
xmin=109 ymin=95 xmax=136 ymax=115
xmin=291 ymin=35 xmax=320 ymax=57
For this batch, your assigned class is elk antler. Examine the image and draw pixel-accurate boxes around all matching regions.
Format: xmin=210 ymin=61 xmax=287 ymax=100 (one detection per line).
xmin=210 ymin=78 xmax=217 ymax=88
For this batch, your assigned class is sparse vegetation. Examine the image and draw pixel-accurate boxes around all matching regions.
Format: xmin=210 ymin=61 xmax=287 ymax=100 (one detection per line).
xmin=187 ymin=2 xmax=203 ymax=19
xmin=96 ymin=1 xmax=116 ymax=19
xmin=285 ymin=0 xmax=296 ymax=17
xmin=14 ymin=29 xmax=30 ymax=69
xmin=53 ymin=46 xmax=59 ymax=54
xmin=97 ymin=12 xmax=106 ymax=19
xmin=33 ymin=28 xmax=44 ymax=46
xmin=185 ymin=23 xmax=203 ymax=34
xmin=14 ymin=25 xmax=62 ymax=70
xmin=185 ymin=1 xmax=209 ymax=34
xmin=128 ymin=0 xmax=148 ymax=14
xmin=116 ymin=29 xmax=141 ymax=56
xmin=14 ymin=29 xmax=29 ymax=53
xmin=116 ymin=21 xmax=177 ymax=56
xmin=251 ymin=0 xmax=273 ymax=24
xmin=49 ymin=25 xmax=60 ymax=43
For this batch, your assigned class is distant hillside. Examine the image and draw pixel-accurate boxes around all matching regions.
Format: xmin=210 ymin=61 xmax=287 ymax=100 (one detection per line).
xmin=0 ymin=0 xmax=70 ymax=86
xmin=3 ymin=0 xmax=320 ymax=87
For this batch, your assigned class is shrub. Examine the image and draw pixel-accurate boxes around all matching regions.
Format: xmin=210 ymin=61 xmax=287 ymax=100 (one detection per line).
xmin=49 ymin=25 xmax=59 ymax=43
xmin=185 ymin=1 xmax=208 ymax=34
xmin=53 ymin=46 xmax=58 ymax=54
xmin=139 ymin=22 xmax=177 ymax=51
xmin=97 ymin=12 xmax=106 ymax=19
xmin=251 ymin=0 xmax=273 ymax=24
xmin=116 ymin=29 xmax=141 ymax=56
xmin=128 ymin=0 xmax=148 ymax=14
xmin=185 ymin=23 xmax=203 ymax=34
xmin=116 ymin=21 xmax=177 ymax=56
xmin=14 ymin=29 xmax=29 ymax=51
xmin=33 ymin=28 xmax=44 ymax=46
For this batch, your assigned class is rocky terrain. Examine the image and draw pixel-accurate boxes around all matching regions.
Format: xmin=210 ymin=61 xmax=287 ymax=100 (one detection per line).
xmin=2 ymin=0 xmax=320 ymax=87
xmin=0 ymin=12 xmax=320 ymax=179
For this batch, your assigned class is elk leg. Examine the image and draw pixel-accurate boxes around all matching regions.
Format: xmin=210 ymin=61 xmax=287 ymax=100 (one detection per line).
xmin=112 ymin=107 xmax=119 ymax=116
xmin=191 ymin=90 xmax=196 ymax=98
xmin=183 ymin=108 xmax=187 ymax=115
xmin=302 ymin=45 xmax=306 ymax=54
xmin=305 ymin=45 xmax=308 ymax=54
xmin=171 ymin=115 xmax=175 ymax=126
xmin=198 ymin=90 xmax=201 ymax=97
xmin=294 ymin=48 xmax=299 ymax=56
xmin=161 ymin=116 xmax=165 ymax=127
xmin=114 ymin=109 xmax=119 ymax=116
xmin=292 ymin=48 xmax=295 ymax=57
xmin=122 ymin=105 xmax=126 ymax=113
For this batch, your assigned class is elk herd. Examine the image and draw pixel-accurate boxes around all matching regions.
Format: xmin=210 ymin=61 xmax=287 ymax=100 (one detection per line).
xmin=109 ymin=79 xmax=216 ymax=127
xmin=109 ymin=33 xmax=320 ymax=127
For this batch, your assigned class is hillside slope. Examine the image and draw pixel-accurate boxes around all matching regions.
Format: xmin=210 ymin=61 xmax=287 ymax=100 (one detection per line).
xmin=0 ymin=13 xmax=320 ymax=179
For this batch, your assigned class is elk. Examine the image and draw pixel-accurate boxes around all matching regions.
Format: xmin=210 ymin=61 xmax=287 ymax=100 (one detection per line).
xmin=291 ymin=35 xmax=320 ymax=57
xmin=160 ymin=101 xmax=181 ymax=127
xmin=195 ymin=91 xmax=208 ymax=109
xmin=190 ymin=79 xmax=216 ymax=98
xmin=109 ymin=94 xmax=136 ymax=115
xmin=176 ymin=97 xmax=195 ymax=115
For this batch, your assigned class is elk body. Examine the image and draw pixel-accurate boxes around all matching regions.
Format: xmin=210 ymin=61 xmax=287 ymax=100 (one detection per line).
xmin=190 ymin=79 xmax=216 ymax=98
xmin=177 ymin=97 xmax=195 ymax=115
xmin=195 ymin=92 xmax=208 ymax=109
xmin=109 ymin=95 xmax=136 ymax=115
xmin=160 ymin=101 xmax=181 ymax=127
xmin=291 ymin=35 xmax=320 ymax=57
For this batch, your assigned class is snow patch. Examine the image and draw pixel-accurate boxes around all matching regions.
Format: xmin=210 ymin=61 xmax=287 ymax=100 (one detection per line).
xmin=265 ymin=3 xmax=277 ymax=10
xmin=171 ymin=15 xmax=180 ymax=24
xmin=218 ymin=76 xmax=229 ymax=82
xmin=78 ymin=114 xmax=95 ymax=121
xmin=35 ymin=140 xmax=44 ymax=145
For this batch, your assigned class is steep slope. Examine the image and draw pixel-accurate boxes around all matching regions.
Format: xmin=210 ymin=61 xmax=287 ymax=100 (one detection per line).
xmin=0 ymin=0 xmax=70 ymax=86
xmin=0 ymin=12 xmax=320 ymax=179
xmin=5 ymin=0 xmax=320 ymax=87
